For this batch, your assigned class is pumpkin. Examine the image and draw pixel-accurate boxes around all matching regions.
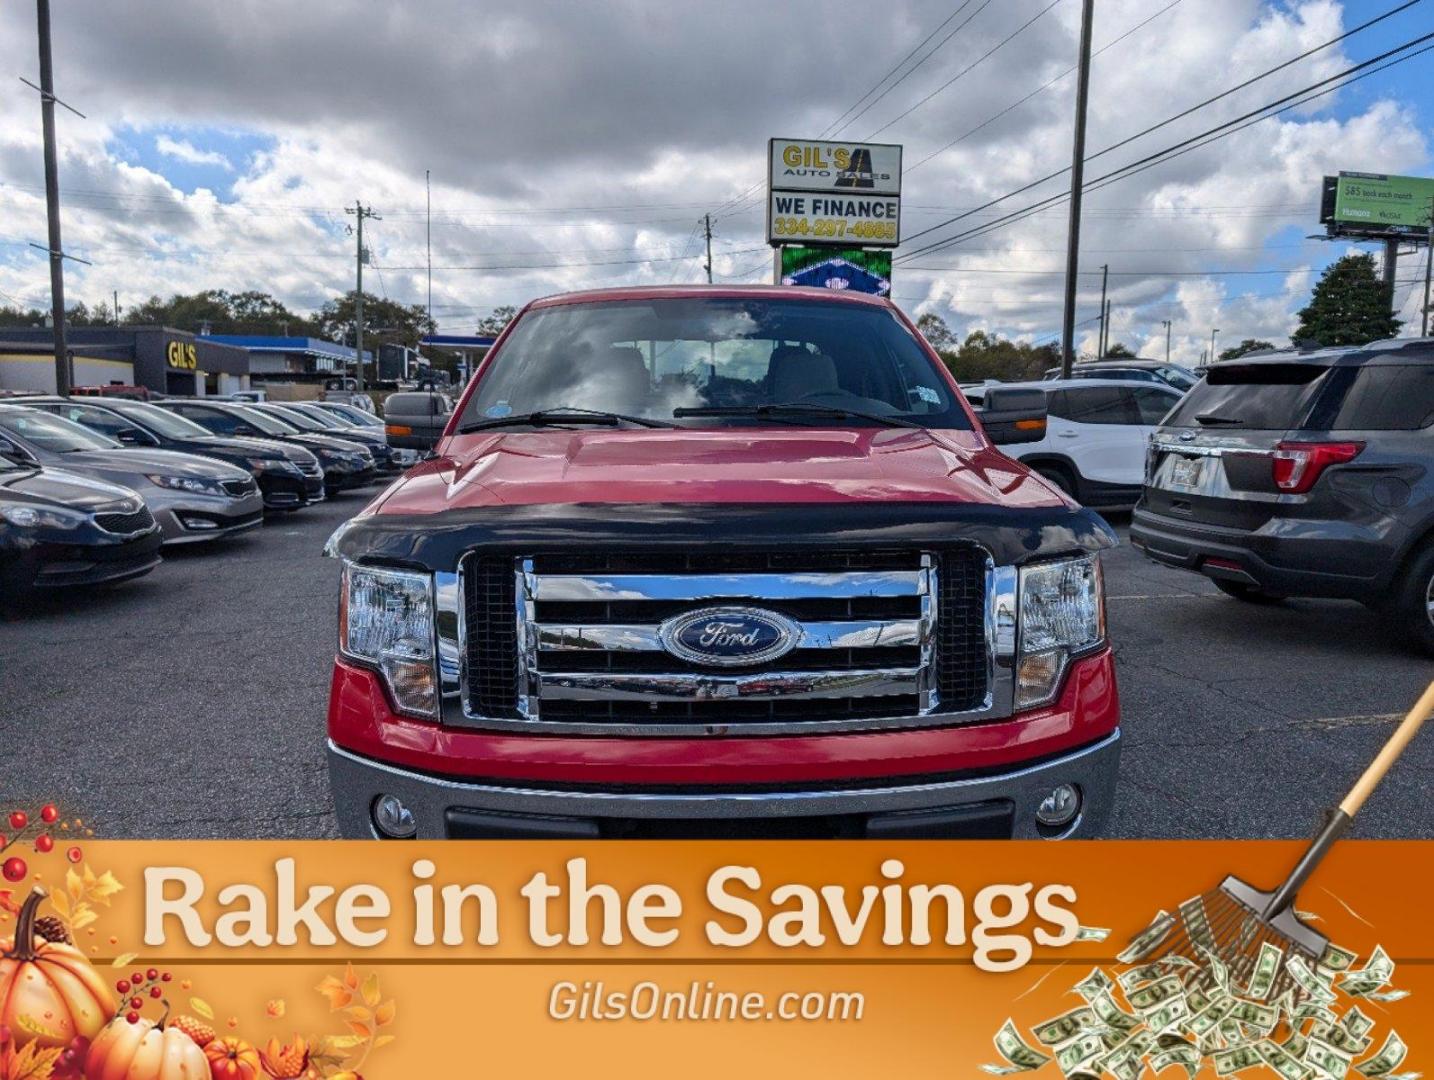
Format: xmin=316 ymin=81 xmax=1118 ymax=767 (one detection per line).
xmin=84 ymin=1013 xmax=208 ymax=1080
xmin=0 ymin=887 xmax=114 ymax=1050
xmin=204 ymin=1036 xmax=262 ymax=1080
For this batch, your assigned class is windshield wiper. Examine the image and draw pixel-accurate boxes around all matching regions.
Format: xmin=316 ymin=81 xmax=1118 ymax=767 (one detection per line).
xmin=457 ymin=407 xmax=678 ymax=433
xmin=673 ymin=403 xmax=921 ymax=429
xmin=1193 ymin=413 xmax=1245 ymax=426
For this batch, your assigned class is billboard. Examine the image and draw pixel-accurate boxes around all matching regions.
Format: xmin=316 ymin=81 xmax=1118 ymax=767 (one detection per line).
xmin=779 ymin=246 xmax=891 ymax=296
xmin=1322 ymin=172 xmax=1434 ymax=239
xmin=767 ymin=138 xmax=902 ymax=248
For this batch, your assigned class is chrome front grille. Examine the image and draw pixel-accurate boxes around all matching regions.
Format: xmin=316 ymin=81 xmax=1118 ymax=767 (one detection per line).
xmin=441 ymin=548 xmax=1011 ymax=737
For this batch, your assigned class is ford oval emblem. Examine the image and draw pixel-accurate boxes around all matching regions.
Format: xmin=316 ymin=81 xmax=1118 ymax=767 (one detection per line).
xmin=658 ymin=606 xmax=800 ymax=667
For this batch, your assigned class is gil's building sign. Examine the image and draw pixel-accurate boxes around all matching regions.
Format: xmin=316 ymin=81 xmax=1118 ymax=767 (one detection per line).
xmin=767 ymin=138 xmax=901 ymax=295
xmin=0 ymin=326 xmax=251 ymax=396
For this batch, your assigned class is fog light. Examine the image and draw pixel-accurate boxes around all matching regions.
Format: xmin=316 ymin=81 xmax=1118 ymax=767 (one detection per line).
xmin=180 ymin=516 xmax=218 ymax=530
xmin=371 ymin=794 xmax=417 ymax=839
xmin=1035 ymin=784 xmax=1081 ymax=829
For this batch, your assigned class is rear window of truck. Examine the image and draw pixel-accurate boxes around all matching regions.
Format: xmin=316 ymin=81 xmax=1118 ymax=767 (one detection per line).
xmin=1163 ymin=363 xmax=1329 ymax=430
xmin=1323 ymin=365 xmax=1434 ymax=430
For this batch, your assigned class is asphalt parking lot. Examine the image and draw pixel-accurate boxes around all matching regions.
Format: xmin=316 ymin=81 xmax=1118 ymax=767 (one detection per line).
xmin=2 ymin=494 xmax=1430 ymax=840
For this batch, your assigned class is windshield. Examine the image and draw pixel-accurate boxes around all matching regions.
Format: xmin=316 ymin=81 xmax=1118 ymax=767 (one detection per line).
xmin=235 ymin=406 xmax=298 ymax=435
xmin=1157 ymin=365 xmax=1198 ymax=390
xmin=460 ymin=297 xmax=969 ymax=429
xmin=266 ymin=405 xmax=327 ymax=432
xmin=109 ymin=401 xmax=214 ymax=439
xmin=0 ymin=410 xmax=120 ymax=452
xmin=291 ymin=404 xmax=348 ymax=427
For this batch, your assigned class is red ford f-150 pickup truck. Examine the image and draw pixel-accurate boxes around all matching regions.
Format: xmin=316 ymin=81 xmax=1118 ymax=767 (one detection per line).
xmin=324 ymin=286 xmax=1119 ymax=839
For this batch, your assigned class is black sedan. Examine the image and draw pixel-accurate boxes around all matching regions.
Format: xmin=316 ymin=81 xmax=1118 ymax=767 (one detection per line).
xmin=257 ymin=402 xmax=402 ymax=473
xmin=159 ymin=401 xmax=376 ymax=495
xmin=21 ymin=397 xmax=325 ymax=512
xmin=0 ymin=459 xmax=162 ymax=594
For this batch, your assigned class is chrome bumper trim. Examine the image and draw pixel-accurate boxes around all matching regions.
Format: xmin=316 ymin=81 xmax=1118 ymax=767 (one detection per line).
xmin=538 ymin=666 xmax=924 ymax=703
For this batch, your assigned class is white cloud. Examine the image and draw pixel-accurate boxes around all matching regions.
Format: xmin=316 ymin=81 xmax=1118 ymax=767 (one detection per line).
xmin=153 ymin=135 xmax=233 ymax=171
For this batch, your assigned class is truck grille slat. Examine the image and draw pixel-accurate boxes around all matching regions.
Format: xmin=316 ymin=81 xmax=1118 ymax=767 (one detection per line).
xmin=461 ymin=547 xmax=990 ymax=735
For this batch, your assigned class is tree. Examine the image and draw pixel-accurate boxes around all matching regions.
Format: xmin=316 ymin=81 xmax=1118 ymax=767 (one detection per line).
xmin=1292 ymin=253 xmax=1401 ymax=346
xmin=916 ymin=312 xmax=957 ymax=352
xmin=126 ymin=289 xmax=316 ymax=335
xmin=1102 ymin=342 xmax=1135 ymax=358
xmin=316 ymin=291 xmax=435 ymax=350
xmin=1219 ymin=338 xmax=1276 ymax=360
xmin=944 ymin=330 xmax=1059 ymax=383
xmin=475 ymin=305 xmax=516 ymax=338
xmin=0 ymin=300 xmax=115 ymax=328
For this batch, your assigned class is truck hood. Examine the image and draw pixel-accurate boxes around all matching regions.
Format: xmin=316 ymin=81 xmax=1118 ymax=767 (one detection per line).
xmin=375 ymin=428 xmax=1068 ymax=513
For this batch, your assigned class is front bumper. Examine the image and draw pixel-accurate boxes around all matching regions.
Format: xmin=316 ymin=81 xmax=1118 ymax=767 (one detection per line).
xmin=258 ymin=469 xmax=324 ymax=510
xmin=326 ymin=650 xmax=1121 ymax=839
xmin=152 ymin=491 xmax=265 ymax=544
xmin=3 ymin=527 xmax=164 ymax=590
xmin=1130 ymin=504 xmax=1396 ymax=600
xmin=324 ymin=464 xmax=377 ymax=492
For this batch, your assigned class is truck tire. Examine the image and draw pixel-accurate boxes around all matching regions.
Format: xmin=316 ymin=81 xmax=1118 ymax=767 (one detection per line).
xmin=1397 ymin=540 xmax=1434 ymax=656
xmin=1211 ymin=579 xmax=1287 ymax=604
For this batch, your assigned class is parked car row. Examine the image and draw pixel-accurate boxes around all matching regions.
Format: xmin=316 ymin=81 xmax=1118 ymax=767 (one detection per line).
xmin=0 ymin=394 xmax=416 ymax=596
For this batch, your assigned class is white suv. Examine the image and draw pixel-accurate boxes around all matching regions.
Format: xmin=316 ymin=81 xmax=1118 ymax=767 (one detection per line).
xmin=965 ymin=378 xmax=1182 ymax=507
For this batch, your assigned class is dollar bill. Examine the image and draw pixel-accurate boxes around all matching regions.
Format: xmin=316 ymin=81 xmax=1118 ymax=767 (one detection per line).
xmin=1214 ymin=1045 xmax=1264 ymax=1076
xmin=1355 ymin=1032 xmax=1407 ymax=1078
xmin=1228 ymin=999 xmax=1278 ymax=1034
xmin=1259 ymin=1038 xmax=1313 ymax=1080
xmin=1307 ymin=1037 xmax=1354 ymax=1079
xmin=1295 ymin=1001 xmax=1339 ymax=1028
xmin=1246 ymin=941 xmax=1284 ymax=1001
xmin=1075 ymin=925 xmax=1112 ymax=942
xmin=985 ymin=1019 xmax=1053 ymax=1074
xmin=1128 ymin=975 xmax=1185 ymax=1014
xmin=1320 ymin=943 xmax=1358 ymax=973
xmin=1362 ymin=989 xmax=1409 ymax=1003
xmin=1313 ymin=1021 xmax=1373 ymax=1057
xmin=1288 ymin=955 xmax=1339 ymax=1005
xmin=1151 ymin=1044 xmax=1200 ymax=1078
xmin=1283 ymin=1031 xmax=1309 ymax=1059
xmin=1119 ymin=963 xmax=1170 ymax=992
xmin=1200 ymin=945 xmax=1232 ymax=993
xmin=1074 ymin=968 xmax=1114 ymax=1002
xmin=1341 ymin=947 xmax=1394 ymax=997
xmin=1119 ymin=911 xmax=1176 ymax=965
xmin=1179 ymin=895 xmax=1217 ymax=952
xmin=1343 ymin=1007 xmax=1376 ymax=1039
xmin=1146 ymin=997 xmax=1191 ymax=1034
xmin=1090 ymin=991 xmax=1141 ymax=1035
xmin=1186 ymin=985 xmax=1212 ymax=1015
xmin=1188 ymin=998 xmax=1236 ymax=1039
xmin=1034 ymin=1007 xmax=1099 ymax=1047
xmin=1056 ymin=1033 xmax=1107 ymax=1076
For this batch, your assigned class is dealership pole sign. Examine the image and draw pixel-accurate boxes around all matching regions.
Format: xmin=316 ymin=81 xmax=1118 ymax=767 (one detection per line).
xmin=767 ymin=138 xmax=902 ymax=249
xmin=1321 ymin=171 xmax=1434 ymax=240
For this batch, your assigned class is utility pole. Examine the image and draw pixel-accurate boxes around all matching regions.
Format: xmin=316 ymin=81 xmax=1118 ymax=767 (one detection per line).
xmin=1422 ymin=196 xmax=1433 ymax=338
xmin=1102 ymin=299 xmax=1112 ymax=357
xmin=1210 ymin=327 xmax=1221 ymax=363
xmin=1059 ymin=0 xmax=1095 ymax=378
xmin=1096 ymin=263 xmax=1109 ymax=358
xmin=1382 ymin=237 xmax=1399 ymax=321
xmin=425 ymin=170 xmax=433 ymax=331
xmin=35 ymin=0 xmax=70 ymax=395
xmin=1161 ymin=319 xmax=1172 ymax=364
xmin=113 ymin=289 xmax=119 ymax=325
xmin=346 ymin=201 xmax=380 ymax=392
xmin=703 ymin=213 xmax=713 ymax=284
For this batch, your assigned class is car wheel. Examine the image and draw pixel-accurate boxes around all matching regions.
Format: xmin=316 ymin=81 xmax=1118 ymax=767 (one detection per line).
xmin=1398 ymin=541 xmax=1434 ymax=656
xmin=1034 ymin=464 xmax=1077 ymax=499
xmin=1211 ymin=579 xmax=1287 ymax=604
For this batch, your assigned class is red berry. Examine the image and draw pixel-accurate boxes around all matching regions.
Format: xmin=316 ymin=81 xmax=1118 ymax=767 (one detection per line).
xmin=161 ymin=972 xmax=172 ymax=982
xmin=40 ymin=805 xmax=58 ymax=824
xmin=35 ymin=835 xmax=53 ymax=853
xmin=129 ymin=997 xmax=143 ymax=1010
xmin=146 ymin=968 xmax=158 ymax=981
xmin=126 ymin=1012 xmax=139 ymax=1024
xmin=1 ymin=857 xmax=26 ymax=882
xmin=149 ymin=986 xmax=162 ymax=999
xmin=8 ymin=812 xmax=26 ymax=831
xmin=116 ymin=980 xmax=130 ymax=994
xmin=66 ymin=846 xmax=82 ymax=864
xmin=131 ymin=972 xmax=143 ymax=985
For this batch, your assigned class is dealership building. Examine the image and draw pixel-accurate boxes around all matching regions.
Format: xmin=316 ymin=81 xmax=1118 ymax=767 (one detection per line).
xmin=0 ymin=326 xmax=251 ymax=396
xmin=205 ymin=335 xmax=370 ymax=385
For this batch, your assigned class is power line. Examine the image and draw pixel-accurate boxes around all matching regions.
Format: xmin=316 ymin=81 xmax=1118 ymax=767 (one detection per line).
xmin=897 ymin=27 xmax=1434 ymax=261
xmin=897 ymin=2 xmax=1430 ymax=256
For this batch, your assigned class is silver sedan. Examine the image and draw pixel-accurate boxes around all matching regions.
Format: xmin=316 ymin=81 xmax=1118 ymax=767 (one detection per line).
xmin=0 ymin=406 xmax=264 ymax=545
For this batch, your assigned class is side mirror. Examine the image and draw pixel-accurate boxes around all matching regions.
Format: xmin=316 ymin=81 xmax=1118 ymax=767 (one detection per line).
xmin=977 ymin=387 xmax=1048 ymax=445
xmin=234 ymin=424 xmax=259 ymax=436
xmin=115 ymin=427 xmax=153 ymax=446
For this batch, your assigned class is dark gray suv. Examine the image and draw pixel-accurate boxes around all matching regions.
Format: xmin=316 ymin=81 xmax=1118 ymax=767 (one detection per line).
xmin=1130 ymin=339 xmax=1434 ymax=654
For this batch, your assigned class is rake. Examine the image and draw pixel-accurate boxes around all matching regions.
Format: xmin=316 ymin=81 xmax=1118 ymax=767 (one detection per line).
xmin=1132 ymin=679 xmax=1434 ymax=1002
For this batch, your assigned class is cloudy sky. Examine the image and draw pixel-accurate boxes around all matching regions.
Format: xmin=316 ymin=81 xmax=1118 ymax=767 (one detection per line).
xmin=0 ymin=0 xmax=1429 ymax=362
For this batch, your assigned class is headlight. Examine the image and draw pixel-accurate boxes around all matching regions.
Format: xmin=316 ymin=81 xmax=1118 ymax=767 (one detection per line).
xmin=1015 ymin=554 xmax=1105 ymax=710
xmin=145 ymin=474 xmax=222 ymax=494
xmin=340 ymin=563 xmax=438 ymax=718
xmin=1 ymin=504 xmax=88 ymax=529
xmin=246 ymin=456 xmax=301 ymax=474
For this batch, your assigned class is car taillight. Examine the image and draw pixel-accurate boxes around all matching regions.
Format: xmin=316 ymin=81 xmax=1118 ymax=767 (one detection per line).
xmin=1270 ymin=441 xmax=1363 ymax=494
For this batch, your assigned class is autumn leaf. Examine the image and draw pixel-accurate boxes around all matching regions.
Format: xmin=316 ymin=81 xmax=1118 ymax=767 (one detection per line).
xmin=190 ymin=997 xmax=215 ymax=1020
xmin=320 ymin=1035 xmax=365 ymax=1053
xmin=2 ymin=1041 xmax=64 ymax=1080
xmin=373 ymin=1000 xmax=395 ymax=1027
xmin=360 ymin=972 xmax=381 ymax=1008
xmin=47 ymin=891 xmax=69 ymax=920
xmin=265 ymin=999 xmax=286 ymax=1019
xmin=344 ymin=1020 xmax=372 ymax=1040
xmin=341 ymin=1006 xmax=371 ymax=1025
xmin=315 ymin=975 xmax=353 ymax=1011
xmin=88 ymin=869 xmax=124 ymax=904
xmin=71 ymin=907 xmax=98 ymax=931
xmin=373 ymin=1034 xmax=396 ymax=1049
xmin=65 ymin=868 xmax=83 ymax=904
xmin=111 ymin=952 xmax=138 ymax=968
xmin=342 ymin=963 xmax=359 ymax=990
